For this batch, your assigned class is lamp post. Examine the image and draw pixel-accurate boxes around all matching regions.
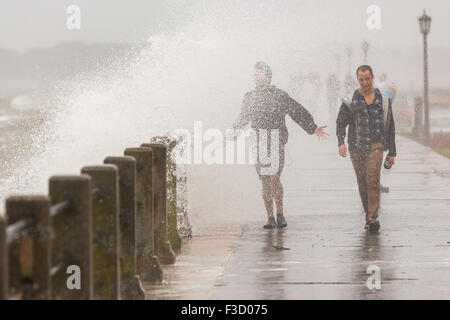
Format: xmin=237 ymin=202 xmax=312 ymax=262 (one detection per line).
xmin=346 ymin=46 xmax=353 ymax=75
xmin=334 ymin=53 xmax=341 ymax=80
xmin=419 ymin=10 xmax=431 ymax=143
xmin=362 ymin=41 xmax=369 ymax=64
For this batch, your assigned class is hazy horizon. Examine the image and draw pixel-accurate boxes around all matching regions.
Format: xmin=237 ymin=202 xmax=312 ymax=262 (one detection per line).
xmin=1 ymin=0 xmax=449 ymax=52
xmin=1 ymin=0 xmax=450 ymax=92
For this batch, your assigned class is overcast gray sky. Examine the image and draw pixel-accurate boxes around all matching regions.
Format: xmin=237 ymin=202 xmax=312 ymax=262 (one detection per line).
xmin=1 ymin=0 xmax=449 ymax=51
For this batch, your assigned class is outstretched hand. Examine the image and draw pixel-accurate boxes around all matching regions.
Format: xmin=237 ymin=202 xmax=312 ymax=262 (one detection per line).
xmin=315 ymin=125 xmax=329 ymax=141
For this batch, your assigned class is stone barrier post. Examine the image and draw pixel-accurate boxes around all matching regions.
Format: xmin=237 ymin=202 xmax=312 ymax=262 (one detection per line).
xmin=5 ymin=195 xmax=51 ymax=299
xmin=0 ymin=215 xmax=8 ymax=299
xmin=49 ymin=175 xmax=93 ymax=300
xmin=124 ymin=147 xmax=162 ymax=283
xmin=149 ymin=136 xmax=186 ymax=249
xmin=413 ymin=97 xmax=424 ymax=139
xmin=81 ymin=165 xmax=120 ymax=299
xmin=141 ymin=143 xmax=176 ymax=264
xmin=104 ymin=156 xmax=146 ymax=299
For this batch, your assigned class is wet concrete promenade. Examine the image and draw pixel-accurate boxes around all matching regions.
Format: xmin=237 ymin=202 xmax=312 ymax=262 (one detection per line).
xmin=150 ymin=134 xmax=450 ymax=299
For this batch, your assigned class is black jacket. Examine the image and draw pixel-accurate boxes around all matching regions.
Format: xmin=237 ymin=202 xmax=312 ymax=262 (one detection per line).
xmin=234 ymin=85 xmax=317 ymax=144
xmin=336 ymin=89 xmax=397 ymax=157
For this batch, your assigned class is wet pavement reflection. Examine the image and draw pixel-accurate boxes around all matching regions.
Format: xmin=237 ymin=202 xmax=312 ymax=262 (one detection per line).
xmin=214 ymin=135 xmax=450 ymax=299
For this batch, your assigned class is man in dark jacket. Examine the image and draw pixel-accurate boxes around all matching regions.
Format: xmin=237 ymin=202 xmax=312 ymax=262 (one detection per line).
xmin=233 ymin=62 xmax=328 ymax=229
xmin=336 ymin=65 xmax=396 ymax=233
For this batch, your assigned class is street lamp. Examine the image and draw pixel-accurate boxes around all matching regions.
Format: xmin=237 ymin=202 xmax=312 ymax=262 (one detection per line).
xmin=346 ymin=46 xmax=353 ymax=74
xmin=419 ymin=10 xmax=431 ymax=143
xmin=362 ymin=41 xmax=369 ymax=64
xmin=334 ymin=53 xmax=341 ymax=78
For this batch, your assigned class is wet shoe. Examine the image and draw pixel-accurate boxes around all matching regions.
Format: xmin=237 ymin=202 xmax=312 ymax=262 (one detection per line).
xmin=368 ymin=220 xmax=380 ymax=233
xmin=276 ymin=214 xmax=287 ymax=228
xmin=263 ymin=217 xmax=277 ymax=229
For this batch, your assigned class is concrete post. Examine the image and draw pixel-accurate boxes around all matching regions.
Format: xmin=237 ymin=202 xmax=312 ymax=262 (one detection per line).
xmin=0 ymin=215 xmax=7 ymax=300
xmin=141 ymin=143 xmax=175 ymax=264
xmin=5 ymin=195 xmax=51 ymax=300
xmin=49 ymin=175 xmax=93 ymax=300
xmin=81 ymin=165 xmax=120 ymax=300
xmin=413 ymin=97 xmax=424 ymax=139
xmin=124 ymin=147 xmax=162 ymax=283
xmin=423 ymin=32 xmax=430 ymax=144
xmin=149 ymin=136 xmax=183 ymax=251
xmin=104 ymin=156 xmax=146 ymax=299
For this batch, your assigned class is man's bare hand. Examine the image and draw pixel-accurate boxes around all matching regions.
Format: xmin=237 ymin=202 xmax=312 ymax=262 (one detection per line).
xmin=338 ymin=144 xmax=347 ymax=157
xmin=315 ymin=125 xmax=329 ymax=141
xmin=386 ymin=156 xmax=395 ymax=166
